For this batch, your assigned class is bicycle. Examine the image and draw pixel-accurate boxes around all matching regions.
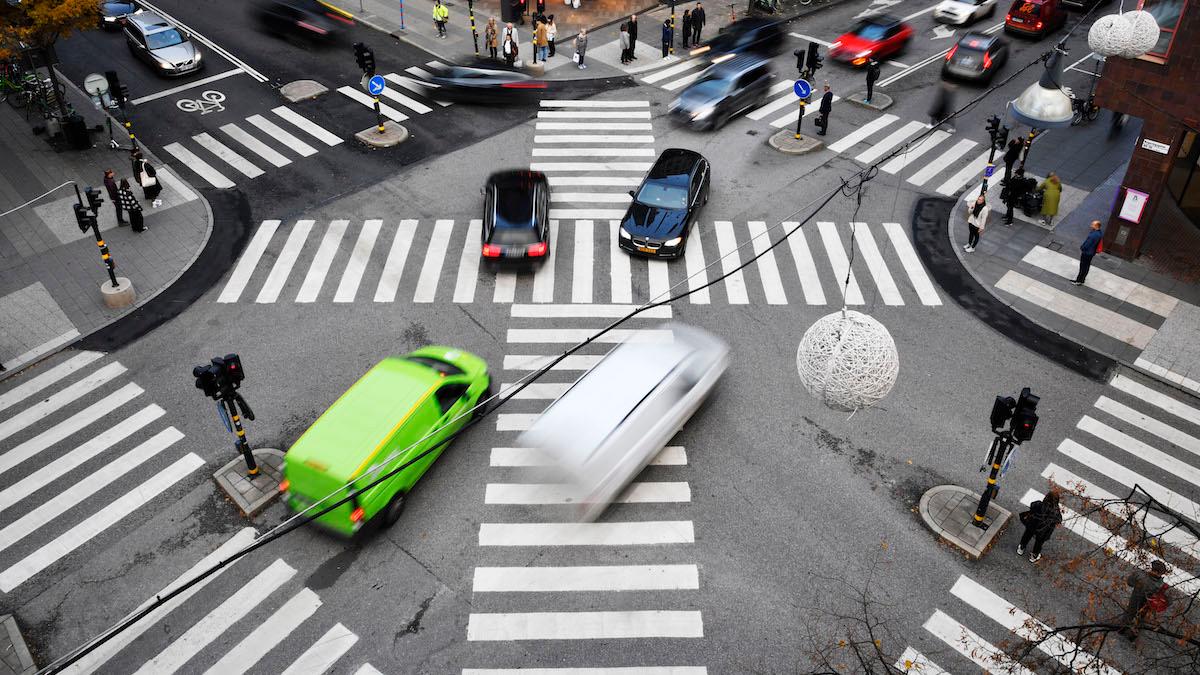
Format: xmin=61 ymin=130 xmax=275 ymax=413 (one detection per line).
xmin=799 ymin=0 xmax=831 ymax=6
xmin=1070 ymin=91 xmax=1100 ymax=126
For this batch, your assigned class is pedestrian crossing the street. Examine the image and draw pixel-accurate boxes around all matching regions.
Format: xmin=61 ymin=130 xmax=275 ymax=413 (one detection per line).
xmin=51 ymin=527 xmax=383 ymax=675
xmin=216 ymin=217 xmax=942 ymax=307
xmin=0 ymin=352 xmax=202 ymax=594
xmin=461 ymin=306 xmax=708 ymax=671
xmin=897 ymin=371 xmax=1200 ymax=673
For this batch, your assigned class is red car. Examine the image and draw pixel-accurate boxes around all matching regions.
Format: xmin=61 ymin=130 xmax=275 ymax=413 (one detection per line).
xmin=830 ymin=15 xmax=913 ymax=66
xmin=1005 ymin=0 xmax=1068 ymax=38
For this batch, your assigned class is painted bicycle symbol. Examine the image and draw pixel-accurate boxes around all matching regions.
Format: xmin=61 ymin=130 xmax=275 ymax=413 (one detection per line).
xmin=176 ymin=90 xmax=227 ymax=115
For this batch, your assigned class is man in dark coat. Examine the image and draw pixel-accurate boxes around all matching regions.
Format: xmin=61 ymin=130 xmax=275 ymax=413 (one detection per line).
xmin=102 ymin=168 xmax=126 ymax=226
xmin=864 ymin=59 xmax=880 ymax=104
xmin=1073 ymin=220 xmax=1104 ymax=285
xmin=628 ymin=14 xmax=639 ymax=59
xmin=1002 ymin=137 xmax=1023 ymax=184
xmin=681 ymin=10 xmax=692 ymax=49
xmin=1000 ymin=168 xmax=1035 ymax=225
xmin=692 ymin=2 xmax=706 ymax=44
xmin=1119 ymin=560 xmax=1168 ymax=640
xmin=661 ymin=19 xmax=673 ymax=58
xmin=817 ymin=82 xmax=833 ymax=136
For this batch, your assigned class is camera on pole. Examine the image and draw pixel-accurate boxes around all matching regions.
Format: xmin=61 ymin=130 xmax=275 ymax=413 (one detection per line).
xmin=353 ymin=41 xmax=376 ymax=76
xmin=193 ymin=353 xmax=259 ymax=475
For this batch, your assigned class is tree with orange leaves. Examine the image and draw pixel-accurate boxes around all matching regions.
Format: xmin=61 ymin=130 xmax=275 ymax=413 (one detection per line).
xmin=0 ymin=0 xmax=99 ymax=120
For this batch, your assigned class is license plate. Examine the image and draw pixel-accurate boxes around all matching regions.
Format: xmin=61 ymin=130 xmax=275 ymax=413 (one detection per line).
xmin=960 ymin=58 xmax=974 ymax=65
xmin=638 ymin=246 xmax=656 ymax=254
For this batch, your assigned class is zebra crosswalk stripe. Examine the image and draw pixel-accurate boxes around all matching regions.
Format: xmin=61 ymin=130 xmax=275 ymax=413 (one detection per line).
xmin=1110 ymin=374 xmax=1200 ymax=424
xmin=746 ymin=81 xmax=799 ymax=120
xmin=883 ymin=222 xmax=941 ymax=306
xmin=827 ymin=114 xmax=899 ymax=153
xmin=936 ymin=149 xmax=991 ymax=196
xmin=464 ymin=669 xmax=707 ymax=675
xmin=415 ymin=220 xmax=454 ymax=303
xmin=609 ymin=220 xmax=633 ymax=304
xmin=379 ymin=86 xmax=434 ymax=114
xmin=1078 ymin=415 xmax=1200 ymax=487
xmin=472 ymin=565 xmax=700 ymax=592
xmin=296 ymin=219 xmax=349 ymax=303
xmin=713 ymin=221 xmax=748 ymax=304
xmin=852 ymin=222 xmax=903 ymax=305
xmin=219 ymin=123 xmax=290 ymax=167
xmin=467 ymin=610 xmax=704 ymax=640
xmin=202 ymin=588 xmax=323 ymax=675
xmin=816 ymin=222 xmax=865 ymax=305
xmin=333 ymin=219 xmax=382 ymax=303
xmin=855 ymin=120 xmax=927 ymax=164
xmin=531 ymin=220 xmax=558 ymax=302
xmin=494 ymin=271 xmax=517 ymax=304
xmin=922 ymin=609 xmax=1035 ymax=675
xmin=907 ymin=138 xmax=975 ymax=187
xmin=895 ymin=647 xmax=949 ymax=674
xmin=573 ymin=220 xmax=595 ymax=303
xmin=219 ymin=220 xmax=281 ymax=302
xmin=641 ymin=60 xmax=704 ymax=84
xmin=1094 ymin=395 xmax=1200 ymax=457
xmin=192 ymin=132 xmax=264 ymax=178
xmin=256 ymin=220 xmax=314 ymax=304
xmin=245 ymin=114 xmax=318 ymax=157
xmin=271 ymin=106 xmax=343 ymax=146
xmin=0 ymin=351 xmax=104 ymax=415
xmin=683 ymin=222 xmax=711 ymax=304
xmin=384 ymin=72 xmax=449 ymax=106
xmin=537 ymin=110 xmax=652 ymax=119
xmin=337 ymin=85 xmax=408 ymax=121
xmin=748 ymin=221 xmax=786 ymax=305
xmin=648 ymin=259 xmax=670 ymax=302
xmin=539 ymin=99 xmax=651 ymax=107
xmin=162 ymin=142 xmax=235 ymax=189
xmin=880 ymin=130 xmax=950 ymax=174
xmin=1057 ymin=438 xmax=1200 ymax=520
xmin=784 ymin=224 xmax=827 ymax=305
xmin=454 ymin=219 xmax=484 ymax=304
xmin=280 ymin=623 xmax=359 ymax=675
xmin=0 ymin=361 xmax=127 ymax=447
xmin=374 ymin=219 xmax=417 ymax=303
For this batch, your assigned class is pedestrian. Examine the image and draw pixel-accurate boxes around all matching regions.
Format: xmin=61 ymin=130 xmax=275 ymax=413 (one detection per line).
xmin=964 ymin=193 xmax=988 ymax=252
xmin=928 ymin=83 xmax=955 ymax=132
xmin=485 ymin=18 xmax=499 ymax=59
xmin=681 ymin=10 xmax=692 ymax=49
xmin=433 ymin=0 xmax=449 ymax=38
xmin=533 ymin=18 xmax=548 ymax=63
xmin=1072 ymin=220 xmax=1104 ymax=286
xmin=117 ymin=178 xmax=146 ymax=233
xmin=865 ymin=58 xmax=880 ymax=104
xmin=502 ymin=21 xmax=517 ymax=46
xmin=628 ymin=14 xmax=639 ymax=59
xmin=692 ymin=2 xmax=705 ymax=44
xmin=1118 ymin=560 xmax=1169 ymax=641
xmin=547 ymin=15 xmax=557 ymax=57
xmin=817 ymin=82 xmax=833 ymax=136
xmin=131 ymin=151 xmax=162 ymax=205
xmin=1016 ymin=491 xmax=1061 ymax=563
xmin=661 ymin=18 xmax=673 ymax=58
xmin=999 ymin=168 xmax=1028 ymax=225
xmin=103 ymin=168 xmax=126 ymax=226
xmin=503 ymin=33 xmax=519 ymax=67
xmin=1037 ymin=172 xmax=1061 ymax=227
xmin=574 ymin=28 xmax=588 ymax=69
xmin=619 ymin=24 xmax=631 ymax=64
xmin=1002 ymin=137 xmax=1023 ymax=184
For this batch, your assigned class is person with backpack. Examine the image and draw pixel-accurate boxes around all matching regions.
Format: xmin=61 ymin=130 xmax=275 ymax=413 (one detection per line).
xmin=1016 ymin=491 xmax=1062 ymax=563
xmin=1118 ymin=560 xmax=1169 ymax=640
xmin=117 ymin=178 xmax=146 ymax=233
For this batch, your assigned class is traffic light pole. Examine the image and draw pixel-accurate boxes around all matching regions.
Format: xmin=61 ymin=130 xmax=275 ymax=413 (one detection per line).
xmin=468 ymin=0 xmax=479 ymax=56
xmin=220 ymin=396 xmax=259 ymax=476
xmin=90 ymin=218 xmax=120 ymax=289
xmin=74 ymin=186 xmax=119 ymax=288
xmin=973 ymin=432 xmax=1014 ymax=530
xmin=371 ymin=95 xmax=385 ymax=134
xmin=670 ymin=1 xmax=676 ymax=56
xmin=794 ymin=97 xmax=806 ymax=140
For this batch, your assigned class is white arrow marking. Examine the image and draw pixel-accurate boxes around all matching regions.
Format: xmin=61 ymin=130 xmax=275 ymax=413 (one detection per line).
xmin=932 ymin=25 xmax=957 ymax=40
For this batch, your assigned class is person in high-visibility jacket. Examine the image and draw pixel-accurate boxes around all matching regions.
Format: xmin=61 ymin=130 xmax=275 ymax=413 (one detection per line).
xmin=433 ymin=0 xmax=450 ymax=38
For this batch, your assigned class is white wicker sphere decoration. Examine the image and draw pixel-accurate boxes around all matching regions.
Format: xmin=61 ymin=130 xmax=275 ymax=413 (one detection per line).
xmin=1088 ymin=14 xmax=1133 ymax=57
xmin=796 ymin=310 xmax=899 ymax=412
xmin=1123 ymin=10 xmax=1161 ymax=57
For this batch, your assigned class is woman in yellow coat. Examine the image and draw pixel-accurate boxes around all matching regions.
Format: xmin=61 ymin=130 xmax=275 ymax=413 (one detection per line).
xmin=1038 ymin=172 xmax=1061 ymax=227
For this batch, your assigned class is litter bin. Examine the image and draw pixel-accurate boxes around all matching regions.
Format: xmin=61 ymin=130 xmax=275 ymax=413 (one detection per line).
xmin=62 ymin=114 xmax=91 ymax=150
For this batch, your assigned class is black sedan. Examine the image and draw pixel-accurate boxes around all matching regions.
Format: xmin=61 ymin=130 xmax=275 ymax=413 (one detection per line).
xmin=100 ymin=1 xmax=141 ymax=30
xmin=942 ymin=32 xmax=1009 ymax=83
xmin=417 ymin=65 xmax=546 ymax=104
xmin=251 ymin=0 xmax=347 ymax=43
xmin=618 ymin=149 xmax=711 ymax=259
xmin=694 ymin=18 xmax=785 ymax=60
xmin=481 ymin=170 xmax=551 ymax=266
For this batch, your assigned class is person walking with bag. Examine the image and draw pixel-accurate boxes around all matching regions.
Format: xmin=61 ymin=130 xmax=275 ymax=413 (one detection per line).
xmin=574 ymin=28 xmax=588 ymax=69
xmin=432 ymin=0 xmax=449 ymax=38
xmin=1037 ymin=172 xmax=1061 ymax=227
xmin=131 ymin=151 xmax=162 ymax=206
xmin=117 ymin=178 xmax=146 ymax=233
xmin=964 ymin=193 xmax=988 ymax=252
xmin=619 ymin=24 xmax=631 ymax=64
xmin=103 ymin=169 xmax=126 ymax=226
xmin=817 ymin=82 xmax=833 ymax=136
xmin=1118 ymin=560 xmax=1169 ymax=641
xmin=547 ymin=15 xmax=557 ymax=57
xmin=485 ymin=18 xmax=499 ymax=59
xmin=1072 ymin=220 xmax=1104 ymax=286
xmin=661 ymin=18 xmax=673 ymax=58
xmin=692 ymin=2 xmax=705 ymax=44
xmin=1016 ymin=491 xmax=1061 ymax=563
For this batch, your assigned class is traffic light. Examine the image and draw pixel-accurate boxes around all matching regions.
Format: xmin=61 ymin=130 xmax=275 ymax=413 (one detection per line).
xmin=793 ymin=48 xmax=806 ymax=74
xmin=989 ymin=395 xmax=1015 ymax=432
xmin=985 ymin=115 xmax=1000 ymax=137
xmin=193 ymin=353 xmax=246 ymax=400
xmin=1011 ymin=387 xmax=1039 ymax=443
xmin=807 ymin=42 xmax=823 ymax=74
xmin=84 ymin=186 xmax=104 ymax=212
xmin=994 ymin=124 xmax=1010 ymax=151
xmin=193 ymin=362 xmax=222 ymax=398
xmin=353 ymin=42 xmax=375 ymax=76
xmin=73 ymin=202 xmax=96 ymax=233
xmin=222 ymin=353 xmax=245 ymax=386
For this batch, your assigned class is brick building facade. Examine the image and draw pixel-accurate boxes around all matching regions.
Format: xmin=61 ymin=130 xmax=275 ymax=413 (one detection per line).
xmin=1095 ymin=0 xmax=1199 ymax=267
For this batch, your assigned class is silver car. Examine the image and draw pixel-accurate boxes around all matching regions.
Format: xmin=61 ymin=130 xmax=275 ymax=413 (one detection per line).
xmin=518 ymin=323 xmax=729 ymax=522
xmin=124 ymin=13 xmax=203 ymax=77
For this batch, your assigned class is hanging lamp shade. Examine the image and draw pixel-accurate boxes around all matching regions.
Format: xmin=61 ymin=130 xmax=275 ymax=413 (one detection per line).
xmin=1009 ymin=50 xmax=1074 ymax=129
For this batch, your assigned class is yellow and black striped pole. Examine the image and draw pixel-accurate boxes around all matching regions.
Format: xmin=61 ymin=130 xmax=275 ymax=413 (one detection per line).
xmin=469 ymin=0 xmax=480 ymax=55
xmin=670 ymin=0 xmax=676 ymax=55
xmin=223 ymin=397 xmax=259 ymax=476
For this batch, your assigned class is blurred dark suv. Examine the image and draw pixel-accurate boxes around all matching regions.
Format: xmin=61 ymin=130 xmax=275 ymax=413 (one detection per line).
xmin=669 ymin=55 xmax=773 ymax=130
xmin=695 ymin=18 xmax=785 ymax=59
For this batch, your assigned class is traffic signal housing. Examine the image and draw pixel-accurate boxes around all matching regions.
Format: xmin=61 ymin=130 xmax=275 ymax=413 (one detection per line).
xmin=807 ymin=42 xmax=823 ymax=74
xmin=353 ymin=42 xmax=375 ymax=76
xmin=994 ymin=124 xmax=1010 ymax=151
xmin=193 ymin=353 xmax=247 ymax=401
xmin=989 ymin=395 xmax=1015 ymax=432
xmin=1011 ymin=387 xmax=1039 ymax=443
xmin=85 ymin=186 xmax=104 ymax=212
xmin=793 ymin=48 xmax=806 ymax=74
xmin=73 ymin=202 xmax=96 ymax=233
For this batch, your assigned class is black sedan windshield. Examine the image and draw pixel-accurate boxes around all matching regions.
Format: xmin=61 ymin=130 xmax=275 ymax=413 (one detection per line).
xmin=636 ymin=183 xmax=688 ymax=209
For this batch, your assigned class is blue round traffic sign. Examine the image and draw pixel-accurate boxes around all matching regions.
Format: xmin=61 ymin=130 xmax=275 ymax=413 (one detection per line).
xmin=368 ymin=74 xmax=387 ymax=96
xmin=793 ymin=79 xmax=812 ymax=99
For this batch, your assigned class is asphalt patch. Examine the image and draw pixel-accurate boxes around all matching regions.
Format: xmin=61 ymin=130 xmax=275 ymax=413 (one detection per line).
xmin=910 ymin=197 xmax=1114 ymax=381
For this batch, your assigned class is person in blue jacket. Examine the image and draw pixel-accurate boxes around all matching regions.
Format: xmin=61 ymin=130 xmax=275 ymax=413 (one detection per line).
xmin=1073 ymin=220 xmax=1104 ymax=285
xmin=661 ymin=19 xmax=673 ymax=58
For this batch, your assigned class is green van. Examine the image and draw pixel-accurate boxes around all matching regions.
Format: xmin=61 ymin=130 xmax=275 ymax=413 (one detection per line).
xmin=281 ymin=346 xmax=490 ymax=536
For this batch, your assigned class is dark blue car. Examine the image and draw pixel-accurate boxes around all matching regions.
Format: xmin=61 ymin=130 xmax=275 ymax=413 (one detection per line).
xmin=618 ymin=149 xmax=711 ymax=259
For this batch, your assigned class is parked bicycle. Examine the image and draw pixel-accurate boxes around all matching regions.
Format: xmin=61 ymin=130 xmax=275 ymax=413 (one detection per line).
xmin=1070 ymin=91 xmax=1100 ymax=126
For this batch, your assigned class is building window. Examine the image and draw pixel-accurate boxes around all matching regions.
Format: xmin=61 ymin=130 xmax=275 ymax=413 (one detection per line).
xmin=1167 ymin=130 xmax=1200 ymax=228
xmin=1138 ymin=0 xmax=1187 ymax=57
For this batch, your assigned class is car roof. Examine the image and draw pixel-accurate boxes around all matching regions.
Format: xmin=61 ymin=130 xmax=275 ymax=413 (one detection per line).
xmin=958 ymin=31 xmax=999 ymax=47
xmin=648 ymin=149 xmax=704 ymax=180
xmin=128 ymin=12 xmax=178 ymax=34
xmin=708 ymin=55 xmax=770 ymax=77
xmin=859 ymin=14 xmax=903 ymax=26
xmin=487 ymin=170 xmax=548 ymax=189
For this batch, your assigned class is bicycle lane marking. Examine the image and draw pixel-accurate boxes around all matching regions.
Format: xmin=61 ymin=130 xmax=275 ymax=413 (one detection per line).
xmin=129 ymin=69 xmax=245 ymax=106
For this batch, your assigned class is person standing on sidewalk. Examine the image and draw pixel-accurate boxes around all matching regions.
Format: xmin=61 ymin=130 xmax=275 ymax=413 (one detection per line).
xmin=681 ymin=10 xmax=693 ymax=49
xmin=131 ymin=151 xmax=162 ymax=206
xmin=103 ymin=169 xmax=126 ymax=226
xmin=485 ymin=18 xmax=499 ymax=59
xmin=533 ymin=19 xmax=548 ymax=63
xmin=117 ymin=178 xmax=146 ymax=233
xmin=1016 ymin=491 xmax=1061 ymax=563
xmin=964 ymin=193 xmax=988 ymax=252
xmin=692 ymin=2 xmax=706 ymax=44
xmin=661 ymin=18 xmax=673 ymax=58
xmin=619 ymin=24 xmax=632 ymax=64
xmin=574 ymin=28 xmax=588 ymax=69
xmin=1002 ymin=137 xmax=1023 ymax=184
xmin=503 ymin=32 xmax=519 ymax=66
xmin=1118 ymin=560 xmax=1169 ymax=640
xmin=628 ymin=14 xmax=639 ymax=59
xmin=1037 ymin=172 xmax=1061 ymax=227
xmin=864 ymin=59 xmax=880 ymax=105
xmin=1000 ymin=168 xmax=1033 ymax=225
xmin=433 ymin=0 xmax=449 ymax=38
xmin=547 ymin=15 xmax=557 ymax=57
xmin=817 ymin=82 xmax=833 ymax=136
xmin=1072 ymin=220 xmax=1104 ymax=286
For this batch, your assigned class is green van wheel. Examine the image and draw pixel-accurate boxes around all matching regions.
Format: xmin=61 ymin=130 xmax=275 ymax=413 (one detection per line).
xmin=382 ymin=492 xmax=407 ymax=527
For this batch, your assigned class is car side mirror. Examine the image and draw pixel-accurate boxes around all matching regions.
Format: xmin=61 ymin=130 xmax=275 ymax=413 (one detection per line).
xmin=628 ymin=190 xmax=636 ymax=197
